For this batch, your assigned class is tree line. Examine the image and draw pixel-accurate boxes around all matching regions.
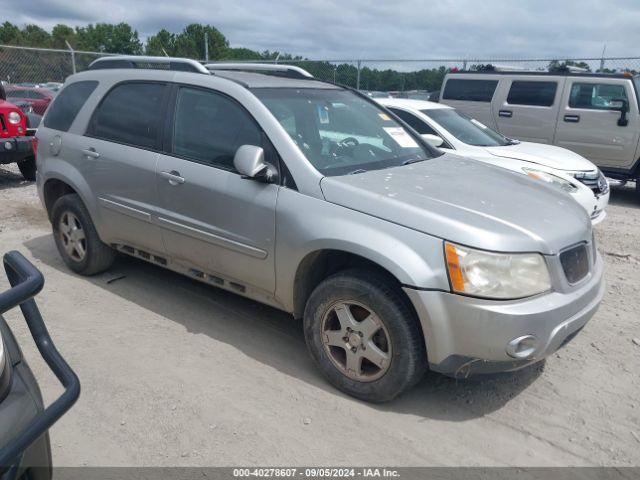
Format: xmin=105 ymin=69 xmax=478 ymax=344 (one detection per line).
xmin=1 ymin=21 xmax=635 ymax=89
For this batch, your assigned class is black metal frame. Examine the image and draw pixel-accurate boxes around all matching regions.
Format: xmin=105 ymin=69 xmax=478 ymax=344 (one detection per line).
xmin=0 ymin=251 xmax=80 ymax=472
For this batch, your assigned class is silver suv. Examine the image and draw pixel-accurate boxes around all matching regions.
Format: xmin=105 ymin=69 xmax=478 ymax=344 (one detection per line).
xmin=35 ymin=57 xmax=604 ymax=402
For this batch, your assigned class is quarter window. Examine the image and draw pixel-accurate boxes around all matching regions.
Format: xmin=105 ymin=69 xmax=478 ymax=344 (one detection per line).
xmin=388 ymin=108 xmax=438 ymax=135
xmin=507 ymin=81 xmax=557 ymax=107
xmin=89 ymin=82 xmax=166 ymax=149
xmin=172 ymin=87 xmax=262 ymax=171
xmin=442 ymin=79 xmax=498 ymax=102
xmin=44 ymin=81 xmax=98 ymax=132
xmin=569 ymin=83 xmax=628 ymax=110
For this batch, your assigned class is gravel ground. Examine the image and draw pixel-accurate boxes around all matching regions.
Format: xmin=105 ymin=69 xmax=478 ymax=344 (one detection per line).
xmin=0 ymin=163 xmax=639 ymax=467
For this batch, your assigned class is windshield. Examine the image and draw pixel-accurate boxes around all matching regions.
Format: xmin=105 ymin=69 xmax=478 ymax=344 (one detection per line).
xmin=421 ymin=108 xmax=511 ymax=147
xmin=634 ymin=76 xmax=640 ymax=109
xmin=253 ymin=88 xmax=439 ymax=176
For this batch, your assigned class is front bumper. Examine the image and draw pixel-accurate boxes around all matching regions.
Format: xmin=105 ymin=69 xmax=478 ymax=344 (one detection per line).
xmin=0 ymin=136 xmax=33 ymax=165
xmin=404 ymin=253 xmax=604 ymax=378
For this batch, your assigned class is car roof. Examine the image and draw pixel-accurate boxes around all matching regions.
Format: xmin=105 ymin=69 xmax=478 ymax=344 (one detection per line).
xmin=376 ymin=97 xmax=452 ymax=111
xmin=211 ymin=70 xmax=341 ymax=90
xmin=447 ymin=71 xmax=636 ymax=80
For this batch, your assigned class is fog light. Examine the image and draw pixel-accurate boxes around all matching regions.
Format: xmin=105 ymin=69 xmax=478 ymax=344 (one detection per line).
xmin=4 ymin=142 xmax=12 ymax=151
xmin=506 ymin=335 xmax=538 ymax=359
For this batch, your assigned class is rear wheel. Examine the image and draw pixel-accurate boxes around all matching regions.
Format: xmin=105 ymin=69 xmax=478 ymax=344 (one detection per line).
xmin=51 ymin=194 xmax=116 ymax=275
xmin=17 ymin=156 xmax=36 ymax=181
xmin=303 ymin=269 xmax=426 ymax=402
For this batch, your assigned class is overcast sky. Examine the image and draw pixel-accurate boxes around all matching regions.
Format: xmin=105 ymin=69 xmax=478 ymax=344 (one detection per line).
xmin=4 ymin=0 xmax=640 ymax=60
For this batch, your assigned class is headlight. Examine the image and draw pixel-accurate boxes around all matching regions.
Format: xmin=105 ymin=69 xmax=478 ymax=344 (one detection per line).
xmin=8 ymin=111 xmax=22 ymax=125
xmin=523 ymin=168 xmax=578 ymax=193
xmin=445 ymin=242 xmax=551 ymax=299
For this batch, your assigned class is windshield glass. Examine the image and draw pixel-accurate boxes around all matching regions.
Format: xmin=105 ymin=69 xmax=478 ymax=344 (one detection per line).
xmin=421 ymin=108 xmax=511 ymax=147
xmin=634 ymin=76 xmax=640 ymax=109
xmin=253 ymin=88 xmax=439 ymax=176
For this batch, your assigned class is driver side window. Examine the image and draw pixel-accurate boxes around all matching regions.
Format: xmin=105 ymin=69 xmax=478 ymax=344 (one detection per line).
xmin=172 ymin=87 xmax=262 ymax=171
xmin=388 ymin=108 xmax=438 ymax=135
xmin=569 ymin=83 xmax=628 ymax=110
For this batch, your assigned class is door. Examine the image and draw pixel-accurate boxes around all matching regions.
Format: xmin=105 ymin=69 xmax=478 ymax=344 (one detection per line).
xmin=156 ymin=85 xmax=278 ymax=294
xmin=493 ymin=77 xmax=564 ymax=144
xmin=554 ymin=78 xmax=640 ymax=170
xmin=81 ymin=81 xmax=169 ymax=253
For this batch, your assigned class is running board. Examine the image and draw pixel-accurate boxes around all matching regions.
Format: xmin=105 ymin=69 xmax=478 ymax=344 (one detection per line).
xmin=112 ymin=244 xmax=249 ymax=296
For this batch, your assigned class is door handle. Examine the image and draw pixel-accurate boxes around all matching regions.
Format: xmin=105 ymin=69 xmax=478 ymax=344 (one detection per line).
xmin=159 ymin=170 xmax=185 ymax=185
xmin=498 ymin=110 xmax=513 ymax=118
xmin=82 ymin=148 xmax=100 ymax=159
xmin=564 ymin=114 xmax=580 ymax=123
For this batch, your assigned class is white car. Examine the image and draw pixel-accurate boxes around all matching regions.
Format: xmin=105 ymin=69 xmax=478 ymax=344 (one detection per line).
xmin=377 ymin=98 xmax=610 ymax=224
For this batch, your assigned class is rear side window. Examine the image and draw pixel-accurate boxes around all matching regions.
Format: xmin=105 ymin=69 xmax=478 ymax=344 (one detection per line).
xmin=388 ymin=108 xmax=437 ymax=135
xmin=442 ymin=79 xmax=498 ymax=102
xmin=89 ymin=82 xmax=166 ymax=149
xmin=172 ymin=87 xmax=262 ymax=171
xmin=44 ymin=81 xmax=98 ymax=132
xmin=569 ymin=83 xmax=628 ymax=110
xmin=507 ymin=81 xmax=557 ymax=106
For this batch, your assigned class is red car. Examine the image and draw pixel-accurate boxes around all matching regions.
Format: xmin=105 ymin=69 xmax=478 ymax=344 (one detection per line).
xmin=0 ymin=84 xmax=37 ymax=180
xmin=5 ymin=86 xmax=53 ymax=115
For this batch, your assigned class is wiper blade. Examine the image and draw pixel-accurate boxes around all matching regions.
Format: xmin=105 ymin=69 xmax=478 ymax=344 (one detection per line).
xmin=402 ymin=157 xmax=428 ymax=165
xmin=349 ymin=169 xmax=367 ymax=175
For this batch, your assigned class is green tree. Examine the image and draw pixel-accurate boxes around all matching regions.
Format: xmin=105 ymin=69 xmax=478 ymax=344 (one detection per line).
xmin=75 ymin=23 xmax=143 ymax=54
xmin=0 ymin=21 xmax=21 ymax=44
xmin=51 ymin=24 xmax=76 ymax=49
xmin=222 ymin=47 xmax=262 ymax=60
xmin=145 ymin=29 xmax=175 ymax=56
xmin=20 ymin=24 xmax=51 ymax=47
xmin=171 ymin=24 xmax=228 ymax=60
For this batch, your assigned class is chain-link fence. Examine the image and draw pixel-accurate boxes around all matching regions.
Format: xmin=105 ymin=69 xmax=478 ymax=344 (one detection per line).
xmin=1 ymin=44 xmax=639 ymax=92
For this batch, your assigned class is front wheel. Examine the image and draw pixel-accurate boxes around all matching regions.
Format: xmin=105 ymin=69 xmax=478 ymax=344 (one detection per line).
xmin=303 ymin=269 xmax=426 ymax=403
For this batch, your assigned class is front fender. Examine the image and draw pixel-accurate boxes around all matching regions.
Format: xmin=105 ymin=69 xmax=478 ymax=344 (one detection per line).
xmin=274 ymin=188 xmax=449 ymax=312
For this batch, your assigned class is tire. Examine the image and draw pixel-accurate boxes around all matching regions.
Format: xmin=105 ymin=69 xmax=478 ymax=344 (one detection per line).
xmin=303 ymin=269 xmax=427 ymax=403
xmin=51 ymin=194 xmax=116 ymax=275
xmin=17 ymin=156 xmax=36 ymax=181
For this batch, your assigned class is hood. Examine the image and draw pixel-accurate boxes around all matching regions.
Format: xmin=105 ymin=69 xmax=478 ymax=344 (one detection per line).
xmin=320 ymin=154 xmax=591 ymax=255
xmin=483 ymin=142 xmax=596 ymax=172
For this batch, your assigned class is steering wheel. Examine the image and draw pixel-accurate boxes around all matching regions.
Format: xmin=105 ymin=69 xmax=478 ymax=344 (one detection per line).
xmin=338 ymin=137 xmax=360 ymax=148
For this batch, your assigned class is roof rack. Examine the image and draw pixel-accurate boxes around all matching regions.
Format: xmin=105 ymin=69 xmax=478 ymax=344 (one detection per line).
xmin=204 ymin=62 xmax=314 ymax=79
xmin=88 ymin=56 xmax=210 ymax=74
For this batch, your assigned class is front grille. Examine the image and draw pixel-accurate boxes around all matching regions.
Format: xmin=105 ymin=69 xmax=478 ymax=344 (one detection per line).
xmin=574 ymin=171 xmax=609 ymax=195
xmin=560 ymin=244 xmax=590 ymax=284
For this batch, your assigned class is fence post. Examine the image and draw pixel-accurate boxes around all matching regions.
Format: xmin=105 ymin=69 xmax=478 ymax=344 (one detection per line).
xmin=356 ymin=60 xmax=361 ymax=90
xmin=65 ymin=41 xmax=76 ymax=74
xmin=204 ymin=32 xmax=209 ymax=62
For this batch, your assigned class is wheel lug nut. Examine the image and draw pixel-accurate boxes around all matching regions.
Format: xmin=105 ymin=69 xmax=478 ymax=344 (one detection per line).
xmin=351 ymin=347 xmax=357 ymax=353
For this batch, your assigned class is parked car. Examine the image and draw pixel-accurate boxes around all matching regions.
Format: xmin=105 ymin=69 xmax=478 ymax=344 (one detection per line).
xmin=377 ymin=98 xmax=610 ymax=224
xmin=0 ymin=251 xmax=80 ymax=479
xmin=0 ymin=84 xmax=38 ymax=180
xmin=4 ymin=87 xmax=53 ymax=116
xmin=439 ymin=71 xmax=640 ymax=196
xmin=36 ymin=57 xmax=603 ymax=402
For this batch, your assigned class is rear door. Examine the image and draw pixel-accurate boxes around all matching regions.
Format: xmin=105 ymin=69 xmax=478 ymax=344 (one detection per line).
xmin=554 ymin=77 xmax=640 ymax=170
xmin=81 ymin=81 xmax=169 ymax=253
xmin=440 ymin=76 xmax=499 ymax=128
xmin=155 ymin=84 xmax=279 ymax=295
xmin=493 ymin=76 xmax=564 ymax=144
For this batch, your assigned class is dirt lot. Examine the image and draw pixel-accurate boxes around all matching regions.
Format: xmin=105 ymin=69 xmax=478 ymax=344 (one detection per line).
xmin=0 ymin=163 xmax=639 ymax=467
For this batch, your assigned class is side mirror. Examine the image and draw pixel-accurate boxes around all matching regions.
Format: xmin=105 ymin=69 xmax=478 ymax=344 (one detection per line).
xmin=421 ymin=134 xmax=444 ymax=148
xmin=609 ymin=98 xmax=629 ymax=127
xmin=233 ymin=145 xmax=276 ymax=183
